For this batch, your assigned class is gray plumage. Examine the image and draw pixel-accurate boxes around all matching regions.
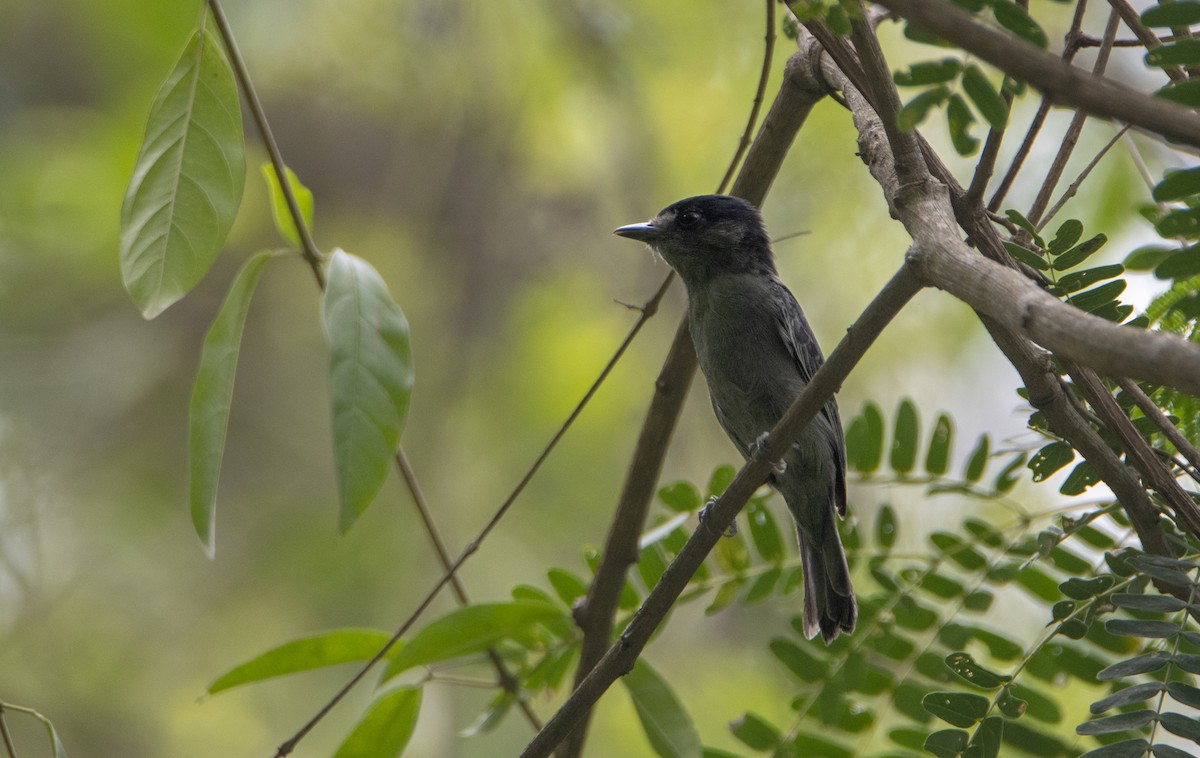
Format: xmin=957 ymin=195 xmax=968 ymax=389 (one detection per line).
xmin=615 ymin=194 xmax=856 ymax=643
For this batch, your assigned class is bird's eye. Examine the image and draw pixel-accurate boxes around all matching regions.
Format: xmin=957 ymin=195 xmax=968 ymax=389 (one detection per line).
xmin=678 ymin=209 xmax=702 ymax=228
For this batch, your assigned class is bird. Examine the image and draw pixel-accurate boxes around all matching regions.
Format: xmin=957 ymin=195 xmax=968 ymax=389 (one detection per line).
xmin=614 ymin=194 xmax=856 ymax=643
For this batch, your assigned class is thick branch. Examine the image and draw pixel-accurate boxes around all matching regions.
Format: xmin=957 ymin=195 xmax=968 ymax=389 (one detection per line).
xmin=522 ymin=266 xmax=924 ymax=758
xmin=867 ymin=0 xmax=1200 ymax=148
xmin=563 ymin=49 xmax=829 ymax=757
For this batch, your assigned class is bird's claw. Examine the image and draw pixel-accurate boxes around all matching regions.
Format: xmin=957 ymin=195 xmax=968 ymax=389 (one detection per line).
xmin=752 ymin=432 xmax=787 ymax=475
xmin=698 ymin=496 xmax=738 ymax=538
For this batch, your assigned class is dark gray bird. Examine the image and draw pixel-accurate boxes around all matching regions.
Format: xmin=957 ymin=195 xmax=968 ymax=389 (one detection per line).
xmin=615 ymin=194 xmax=855 ymax=643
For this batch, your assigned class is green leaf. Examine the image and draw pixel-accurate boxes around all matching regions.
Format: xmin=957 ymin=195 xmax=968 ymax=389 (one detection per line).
xmin=923 ymin=691 xmax=990 ymax=728
xmin=876 ymin=503 xmax=898 ymax=549
xmin=961 ymin=64 xmax=1009 ymax=129
xmin=964 ymin=434 xmax=989 ymax=482
xmin=924 ymin=728 xmax=969 ymax=757
xmin=1158 ymin=79 xmax=1200 ymax=107
xmin=1167 ymin=681 xmax=1200 ymax=709
xmin=120 ymin=28 xmax=246 ymax=319
xmin=1154 ymin=166 xmax=1200 ymax=202
xmin=997 ymin=686 xmax=1027 ymax=718
xmin=334 ymin=686 xmax=421 ymax=758
xmin=1090 ymin=682 xmax=1164 ymax=714
xmin=745 ymin=500 xmax=784 ymax=562
xmin=891 ymin=398 xmax=919 ymax=474
xmin=898 ymin=86 xmax=951 ymax=131
xmin=744 ymin=566 xmax=781 ymax=603
xmin=706 ymin=464 xmax=736 ymax=498
xmin=658 ymin=481 xmax=701 ymax=512
xmin=1069 ymin=280 xmax=1126 ymax=312
xmin=992 ymin=2 xmax=1047 ymax=48
xmin=966 ymin=715 xmax=1003 ymax=758
xmin=1076 ymin=709 xmax=1156 ymax=735
xmin=1111 ymin=593 xmax=1188 ymax=613
xmin=1048 ymin=219 xmax=1084 ymax=255
xmin=1005 ymin=209 xmax=1046 ymax=249
xmin=547 ymin=568 xmax=588 ymax=605
xmin=1079 ymin=740 xmax=1152 ymax=758
xmin=770 ymin=637 xmax=827 ymax=682
xmin=1154 ymin=246 xmax=1200 ymax=280
xmin=731 ymin=712 xmax=781 ymax=750
xmin=262 ymin=163 xmax=314 ymax=247
xmin=992 ymin=452 xmax=1025 ymax=493
xmin=188 ymin=251 xmax=272 ymax=556
xmin=1142 ymin=2 xmax=1200 ymax=27
xmin=323 ymin=249 xmax=414 ymax=531
xmin=1125 ymin=245 xmax=1177 ymax=271
xmin=1159 ymin=712 xmax=1200 ymax=745
xmin=931 ymin=531 xmax=987 ymax=571
xmin=946 ymin=93 xmax=979 ymax=155
xmin=1051 ymin=234 xmax=1108 ymax=271
xmin=624 ymin=659 xmax=702 ymax=758
xmin=945 ymin=651 xmax=1011 ymax=689
xmin=460 ymin=692 xmax=513 ymax=738
xmin=1028 ymin=441 xmax=1073 ymax=482
xmin=847 ymin=401 xmax=885 ymax=473
xmin=1005 ymin=242 xmax=1050 ymax=271
xmin=207 ymin=628 xmax=391 ymax=694
xmin=383 ymin=602 xmax=563 ymax=679
xmin=1156 ymin=209 xmax=1200 ymax=239
xmin=1060 ymin=460 xmax=1099 ymax=495
xmin=894 ymin=58 xmax=963 ymax=86
xmin=1147 ymin=39 xmax=1200 ymax=68
xmin=1059 ymin=575 xmax=1114 ymax=600
xmin=1057 ymin=264 xmax=1124 ymax=293
xmin=1105 ymin=619 xmax=1181 ymax=639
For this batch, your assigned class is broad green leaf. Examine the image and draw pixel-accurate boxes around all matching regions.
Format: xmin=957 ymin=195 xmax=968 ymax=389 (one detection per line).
xmin=961 ymin=64 xmax=1008 ymax=129
xmin=946 ymin=93 xmax=979 ymax=155
xmin=997 ymin=686 xmax=1027 ymax=718
xmin=383 ymin=602 xmax=563 ymax=679
xmin=790 ymin=732 xmax=853 ymax=758
xmin=1048 ymin=220 xmax=1083 ymax=255
xmin=1155 ymin=247 xmax=1200 ymax=280
xmin=992 ymin=452 xmax=1025 ymax=493
xmin=120 ymin=28 xmax=246 ymax=318
xmin=1167 ymin=681 xmax=1200 ymax=709
xmin=1028 ymin=441 xmax=1073 ymax=482
xmin=769 ymin=637 xmax=827 ymax=682
xmin=261 ymin=163 xmax=313 ymax=247
xmin=1051 ymin=234 xmax=1107 ymax=270
xmin=1159 ymin=712 xmax=1200 ymax=745
xmin=323 ymin=249 xmax=414 ymax=531
xmin=1147 ymin=39 xmax=1200 ymax=68
xmin=624 ymin=660 xmax=702 ymax=758
xmin=945 ymin=652 xmax=1010 ymax=689
xmin=847 ymin=401 xmax=885 ymax=473
xmin=930 ymin=531 xmax=987 ymax=571
xmin=1059 ymin=575 xmax=1114 ymax=600
xmin=658 ymin=481 xmax=701 ymax=512
xmin=966 ymin=715 xmax=1003 ymax=758
xmin=923 ymin=691 xmax=989 ymax=728
xmin=1057 ymin=264 xmax=1124 ymax=293
xmin=744 ymin=566 xmax=780 ymax=603
xmin=1155 ymin=208 xmax=1200 ymax=239
xmin=1158 ymin=80 xmax=1200 ymax=108
xmin=1111 ymin=593 xmax=1188 ymax=613
xmin=925 ymin=414 xmax=952 ymax=475
xmin=964 ymin=434 xmax=989 ymax=482
xmin=1105 ymin=619 xmax=1180 ymax=639
xmin=1014 ymin=566 xmax=1060 ymax=602
xmin=992 ymin=2 xmax=1047 ymax=48
xmin=876 ymin=503 xmax=897 ymax=548
xmin=706 ymin=464 xmax=736 ymax=498
xmin=1142 ymin=2 xmax=1200 ymax=27
xmin=1076 ymin=709 xmax=1156 ymax=735
xmin=547 ymin=568 xmax=588 ymax=605
xmin=1090 ymin=682 xmax=1164 ymax=714
xmin=207 ymin=628 xmax=391 ymax=694
xmin=189 ymin=251 xmax=272 ymax=556
xmin=1154 ymin=166 xmax=1200 ymax=202
xmin=1125 ymin=245 xmax=1176 ymax=271
xmin=1079 ymin=740 xmax=1151 ymax=758
xmin=890 ymin=398 xmax=919 ymax=474
xmin=704 ymin=578 xmax=743 ymax=615
xmin=334 ymin=686 xmax=421 ymax=758
xmin=1004 ymin=242 xmax=1050 ymax=271
xmin=893 ymin=58 xmax=962 ymax=86
xmin=1059 ymin=460 xmax=1099 ymax=495
xmin=745 ymin=500 xmax=784 ymax=562
xmin=460 ymin=692 xmax=512 ymax=738
xmin=1069 ymin=280 xmax=1126 ymax=312
xmin=1005 ymin=209 xmax=1045 ymax=249
xmin=731 ymin=712 xmax=781 ymax=750
xmin=898 ymin=86 xmax=951 ymax=132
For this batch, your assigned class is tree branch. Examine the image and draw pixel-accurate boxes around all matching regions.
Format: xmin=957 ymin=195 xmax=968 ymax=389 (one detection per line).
xmin=521 ymin=265 xmax=925 ymax=758
xmin=866 ymin=0 xmax=1200 ymax=148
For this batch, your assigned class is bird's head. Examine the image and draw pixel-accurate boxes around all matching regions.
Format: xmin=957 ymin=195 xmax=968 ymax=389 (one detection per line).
xmin=614 ymin=194 xmax=775 ymax=284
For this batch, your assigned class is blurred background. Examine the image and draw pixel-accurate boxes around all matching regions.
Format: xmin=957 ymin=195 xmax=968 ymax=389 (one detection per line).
xmin=0 ymin=0 xmax=1163 ymax=755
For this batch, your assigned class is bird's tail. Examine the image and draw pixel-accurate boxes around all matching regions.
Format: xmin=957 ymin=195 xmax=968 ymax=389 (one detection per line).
xmin=799 ymin=522 xmax=856 ymax=644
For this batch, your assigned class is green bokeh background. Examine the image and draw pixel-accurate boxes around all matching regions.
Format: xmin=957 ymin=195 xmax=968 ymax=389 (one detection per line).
xmin=0 ymin=1 xmax=1154 ymax=755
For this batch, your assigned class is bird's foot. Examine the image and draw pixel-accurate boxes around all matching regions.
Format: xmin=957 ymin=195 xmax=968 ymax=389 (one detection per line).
xmin=698 ymin=497 xmax=738 ymax=538
xmin=752 ymin=432 xmax=787 ymax=476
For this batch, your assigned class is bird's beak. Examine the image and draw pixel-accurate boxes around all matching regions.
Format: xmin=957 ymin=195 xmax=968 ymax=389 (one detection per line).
xmin=613 ymin=221 xmax=660 ymax=243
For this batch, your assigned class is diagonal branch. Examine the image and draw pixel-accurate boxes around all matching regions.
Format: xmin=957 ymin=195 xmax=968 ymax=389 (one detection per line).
xmin=521 ymin=264 xmax=925 ymax=758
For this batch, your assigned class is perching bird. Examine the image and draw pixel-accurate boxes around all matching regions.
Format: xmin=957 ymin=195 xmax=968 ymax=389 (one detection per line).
xmin=615 ymin=194 xmax=856 ymax=643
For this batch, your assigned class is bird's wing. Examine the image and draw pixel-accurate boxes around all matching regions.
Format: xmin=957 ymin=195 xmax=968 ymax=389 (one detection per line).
xmin=773 ymin=281 xmax=849 ymax=517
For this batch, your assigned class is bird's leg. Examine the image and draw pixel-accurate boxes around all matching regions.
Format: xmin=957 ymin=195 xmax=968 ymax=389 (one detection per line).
xmin=698 ymin=497 xmax=738 ymax=537
xmin=752 ymin=432 xmax=787 ymax=475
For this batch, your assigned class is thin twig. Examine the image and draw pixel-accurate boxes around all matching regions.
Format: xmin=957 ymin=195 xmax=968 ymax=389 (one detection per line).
xmin=1118 ymin=377 xmax=1200 ymax=477
xmin=1036 ymin=124 xmax=1131 ymax=233
xmin=0 ymin=707 xmax=16 ymax=758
